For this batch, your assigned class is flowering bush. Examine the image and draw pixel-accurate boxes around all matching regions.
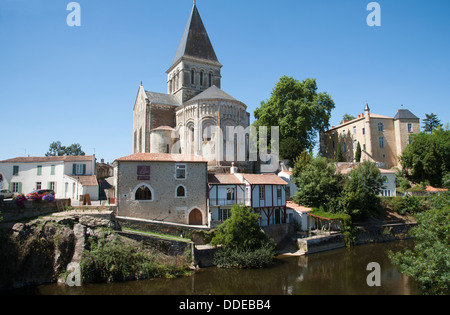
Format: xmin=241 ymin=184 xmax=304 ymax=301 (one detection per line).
xmin=27 ymin=192 xmax=42 ymax=203
xmin=42 ymin=193 xmax=55 ymax=202
xmin=13 ymin=194 xmax=27 ymax=207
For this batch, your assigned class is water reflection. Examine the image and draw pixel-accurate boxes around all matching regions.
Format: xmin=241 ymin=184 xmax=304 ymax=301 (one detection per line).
xmin=16 ymin=241 xmax=420 ymax=295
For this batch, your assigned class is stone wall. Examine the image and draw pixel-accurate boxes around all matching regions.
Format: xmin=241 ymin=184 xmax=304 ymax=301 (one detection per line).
xmin=116 ymin=217 xmax=212 ymax=245
xmin=355 ymin=222 xmax=416 ymax=245
xmin=0 ymin=199 xmax=70 ymax=222
xmin=116 ymin=160 xmax=208 ymax=225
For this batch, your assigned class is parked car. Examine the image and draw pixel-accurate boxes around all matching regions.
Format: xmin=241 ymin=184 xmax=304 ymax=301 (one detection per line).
xmin=26 ymin=189 xmax=55 ymax=198
xmin=0 ymin=189 xmax=14 ymax=199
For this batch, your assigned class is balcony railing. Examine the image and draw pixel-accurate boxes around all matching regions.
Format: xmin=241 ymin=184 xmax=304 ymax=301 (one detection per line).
xmin=210 ymin=198 xmax=247 ymax=206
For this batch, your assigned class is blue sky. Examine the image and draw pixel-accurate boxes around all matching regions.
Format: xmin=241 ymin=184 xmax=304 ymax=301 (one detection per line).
xmin=1 ymin=0 xmax=449 ymax=163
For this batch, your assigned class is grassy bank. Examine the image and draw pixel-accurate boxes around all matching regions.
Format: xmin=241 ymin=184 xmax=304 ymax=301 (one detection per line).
xmin=80 ymin=232 xmax=193 ymax=283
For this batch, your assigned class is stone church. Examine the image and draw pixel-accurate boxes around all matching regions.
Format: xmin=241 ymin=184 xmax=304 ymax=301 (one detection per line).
xmin=133 ymin=3 xmax=252 ymax=173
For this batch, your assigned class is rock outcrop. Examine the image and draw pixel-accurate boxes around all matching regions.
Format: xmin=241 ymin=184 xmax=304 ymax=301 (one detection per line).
xmin=0 ymin=210 xmax=116 ymax=289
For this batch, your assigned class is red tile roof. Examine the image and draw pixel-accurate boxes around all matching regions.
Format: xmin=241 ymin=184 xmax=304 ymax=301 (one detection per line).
xmin=67 ymin=175 xmax=98 ymax=186
xmin=286 ymin=201 xmax=312 ymax=213
xmin=115 ymin=153 xmax=207 ymax=163
xmin=242 ymin=174 xmax=288 ymax=185
xmin=208 ymin=174 xmax=243 ymax=185
xmin=0 ymin=155 xmax=94 ymax=163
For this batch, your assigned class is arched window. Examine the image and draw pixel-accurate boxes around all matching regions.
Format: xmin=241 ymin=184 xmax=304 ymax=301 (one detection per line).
xmin=208 ymin=72 xmax=212 ymax=87
xmin=200 ymin=71 xmax=204 ymax=86
xmin=176 ymin=185 xmax=186 ymax=198
xmin=133 ymin=184 xmax=154 ymax=201
xmin=191 ymin=69 xmax=195 ymax=85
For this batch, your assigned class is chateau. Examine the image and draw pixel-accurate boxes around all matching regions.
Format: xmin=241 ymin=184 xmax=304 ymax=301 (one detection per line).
xmin=320 ymin=104 xmax=421 ymax=168
xmin=133 ymin=3 xmax=252 ymax=173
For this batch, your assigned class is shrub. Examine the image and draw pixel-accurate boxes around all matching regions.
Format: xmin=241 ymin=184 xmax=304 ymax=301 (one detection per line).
xmin=210 ymin=205 xmax=276 ymax=269
xmin=213 ymin=243 xmax=275 ymax=269
xmin=80 ymin=238 xmax=189 ymax=283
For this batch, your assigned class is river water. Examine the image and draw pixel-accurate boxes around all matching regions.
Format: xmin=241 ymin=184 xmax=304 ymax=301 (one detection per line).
xmin=14 ymin=240 xmax=420 ymax=295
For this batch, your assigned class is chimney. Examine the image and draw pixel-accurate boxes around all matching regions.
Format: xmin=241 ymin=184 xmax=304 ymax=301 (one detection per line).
xmin=230 ymin=163 xmax=238 ymax=174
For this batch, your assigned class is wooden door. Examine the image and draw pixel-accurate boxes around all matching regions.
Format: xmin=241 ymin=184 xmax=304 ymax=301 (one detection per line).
xmin=189 ymin=209 xmax=203 ymax=226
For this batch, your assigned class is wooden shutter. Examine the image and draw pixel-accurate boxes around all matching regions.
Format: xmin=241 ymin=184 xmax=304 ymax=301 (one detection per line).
xmin=82 ymin=164 xmax=86 ymax=175
xmin=72 ymin=164 xmax=77 ymax=175
xmin=18 ymin=182 xmax=22 ymax=194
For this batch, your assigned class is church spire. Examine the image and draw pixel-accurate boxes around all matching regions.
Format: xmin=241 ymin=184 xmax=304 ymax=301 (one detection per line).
xmin=170 ymin=3 xmax=220 ymax=67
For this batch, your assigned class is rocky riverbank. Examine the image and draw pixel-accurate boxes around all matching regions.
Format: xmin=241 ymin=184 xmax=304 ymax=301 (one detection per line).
xmin=0 ymin=210 xmax=192 ymax=289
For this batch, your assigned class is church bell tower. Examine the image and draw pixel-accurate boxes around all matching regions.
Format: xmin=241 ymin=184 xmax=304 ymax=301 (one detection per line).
xmin=166 ymin=2 xmax=223 ymax=103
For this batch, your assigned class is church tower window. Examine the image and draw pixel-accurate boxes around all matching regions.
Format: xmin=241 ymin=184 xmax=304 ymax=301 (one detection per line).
xmin=208 ymin=72 xmax=212 ymax=87
xmin=200 ymin=71 xmax=204 ymax=86
xmin=191 ymin=69 xmax=195 ymax=85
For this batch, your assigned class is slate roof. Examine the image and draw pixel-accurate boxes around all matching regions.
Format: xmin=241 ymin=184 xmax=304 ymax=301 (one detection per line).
xmin=171 ymin=4 xmax=220 ymax=67
xmin=187 ymin=85 xmax=239 ymax=103
xmin=394 ymin=109 xmax=419 ymax=120
xmin=145 ymin=91 xmax=181 ymax=107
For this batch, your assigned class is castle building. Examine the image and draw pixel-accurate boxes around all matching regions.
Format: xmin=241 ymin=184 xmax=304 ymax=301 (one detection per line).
xmin=320 ymin=105 xmax=420 ymax=168
xmin=133 ymin=3 xmax=251 ymax=172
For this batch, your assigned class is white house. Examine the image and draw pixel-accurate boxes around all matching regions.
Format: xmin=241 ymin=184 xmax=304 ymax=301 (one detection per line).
xmin=338 ymin=164 xmax=397 ymax=197
xmin=277 ymin=170 xmax=297 ymax=198
xmin=208 ymin=169 xmax=289 ymax=227
xmin=0 ymin=155 xmax=98 ymax=202
xmin=379 ymin=169 xmax=397 ymax=197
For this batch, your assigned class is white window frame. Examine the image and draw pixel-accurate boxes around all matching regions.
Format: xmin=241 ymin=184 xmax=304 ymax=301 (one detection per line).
xmin=12 ymin=182 xmax=19 ymax=193
xmin=175 ymin=164 xmax=187 ymax=180
xmin=408 ymin=123 xmax=413 ymax=133
xmin=36 ymin=182 xmax=42 ymax=190
xmin=132 ymin=183 xmax=154 ymax=202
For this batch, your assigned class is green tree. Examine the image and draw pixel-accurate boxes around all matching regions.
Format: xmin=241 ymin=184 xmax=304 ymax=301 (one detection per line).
xmin=355 ymin=141 xmax=362 ymax=163
xmin=292 ymin=149 xmax=314 ymax=179
xmin=293 ymin=156 xmax=344 ymax=211
xmin=46 ymin=141 xmax=85 ymax=157
xmin=210 ymin=205 xmax=273 ymax=251
xmin=341 ymin=161 xmax=384 ymax=220
xmin=253 ymin=76 xmax=335 ymax=152
xmin=279 ymin=137 xmax=302 ymax=162
xmin=422 ymin=113 xmax=443 ymax=134
xmin=336 ymin=141 xmax=344 ymax=162
xmin=389 ymin=197 xmax=450 ymax=295
xmin=400 ymin=128 xmax=450 ymax=187
xmin=341 ymin=113 xmax=356 ymax=124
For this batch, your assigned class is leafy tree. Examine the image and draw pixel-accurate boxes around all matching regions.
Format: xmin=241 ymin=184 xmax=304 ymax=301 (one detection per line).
xmin=210 ymin=205 xmax=273 ymax=251
xmin=279 ymin=137 xmax=302 ymax=162
xmin=293 ymin=156 xmax=344 ymax=211
xmin=389 ymin=196 xmax=450 ymax=295
xmin=292 ymin=149 xmax=314 ymax=179
xmin=355 ymin=141 xmax=362 ymax=163
xmin=341 ymin=161 xmax=384 ymax=220
xmin=422 ymin=113 xmax=443 ymax=134
xmin=253 ymin=76 xmax=335 ymax=152
xmin=336 ymin=141 xmax=344 ymax=162
xmin=46 ymin=141 xmax=85 ymax=157
xmin=400 ymin=128 xmax=450 ymax=187
xmin=341 ymin=113 xmax=356 ymax=124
